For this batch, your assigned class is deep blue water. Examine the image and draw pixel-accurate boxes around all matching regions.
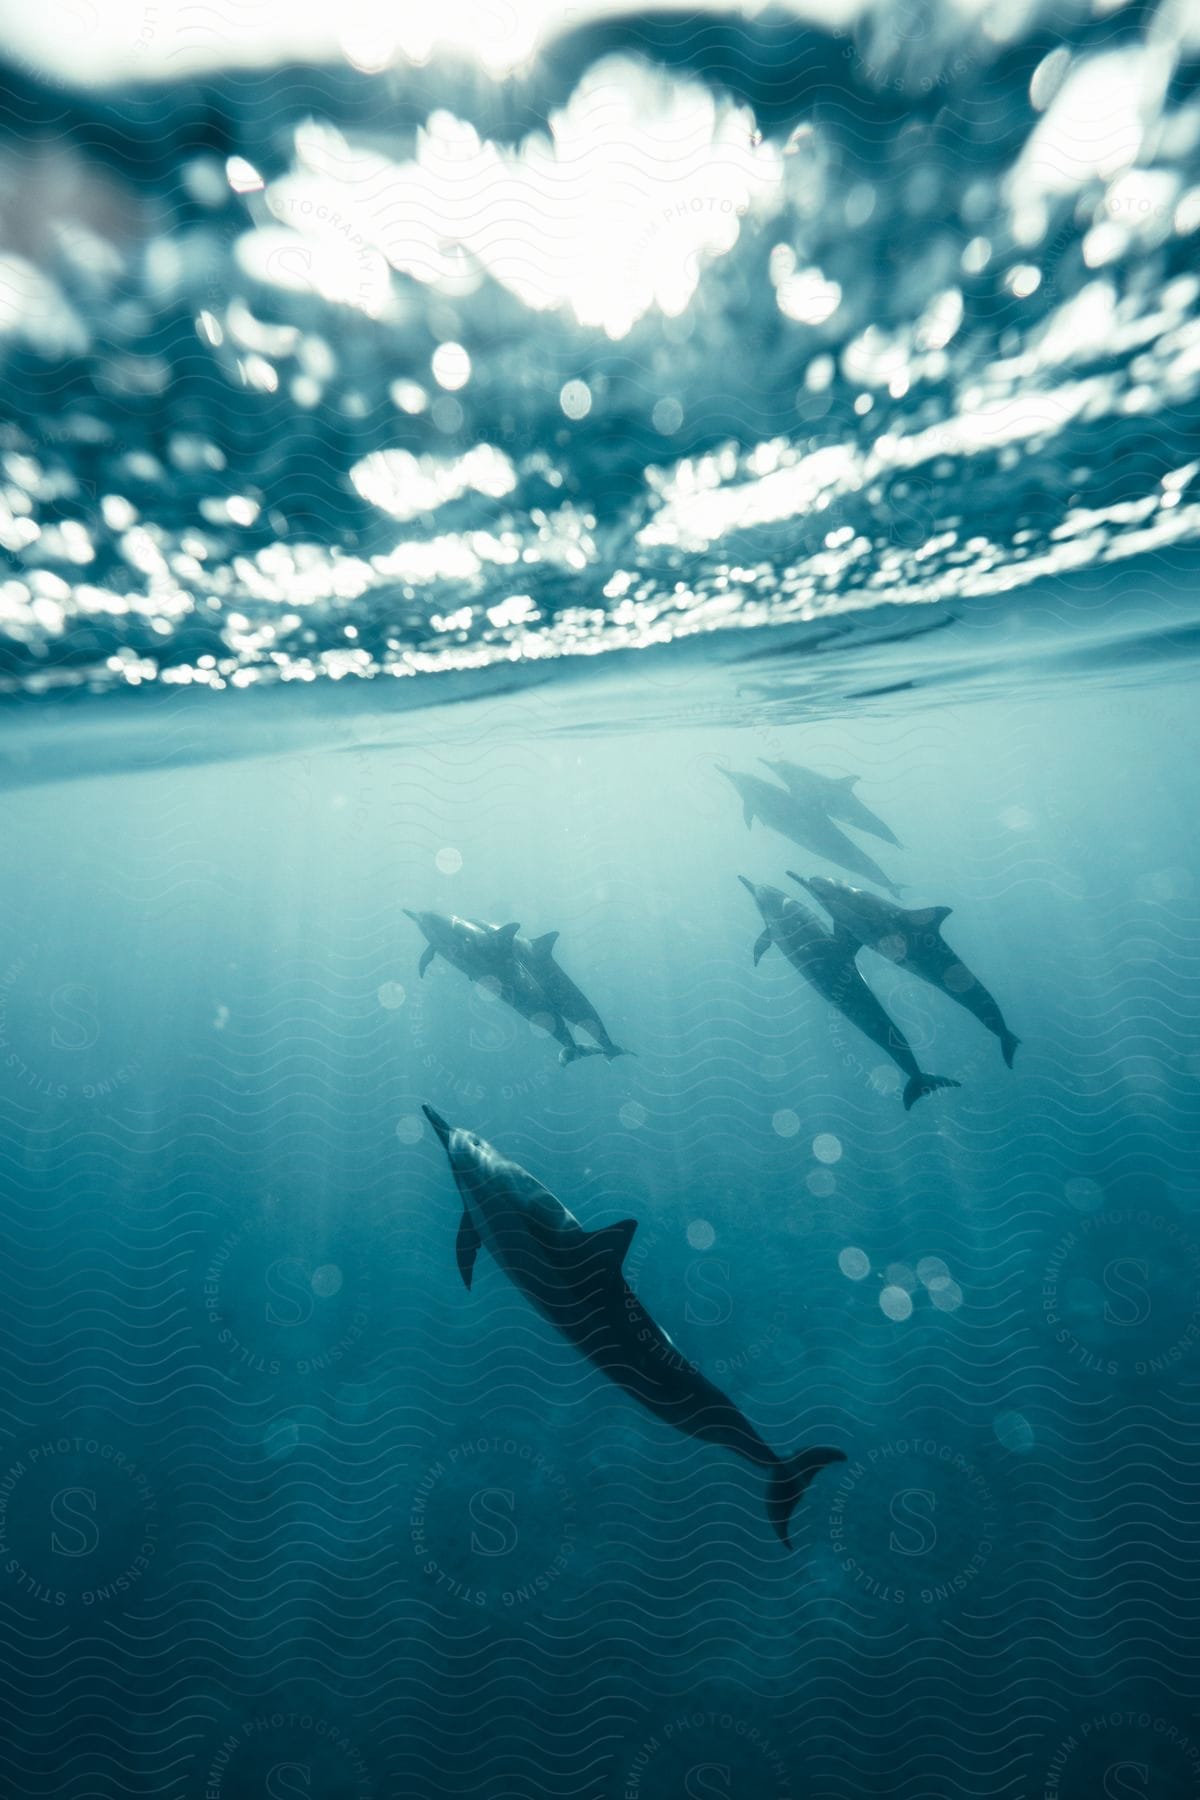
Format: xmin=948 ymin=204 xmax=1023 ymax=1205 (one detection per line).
xmin=3 ymin=2 xmax=1200 ymax=1795
xmin=2 ymin=588 xmax=1199 ymax=1797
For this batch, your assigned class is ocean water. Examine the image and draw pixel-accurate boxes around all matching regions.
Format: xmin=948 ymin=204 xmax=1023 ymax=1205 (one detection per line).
xmin=2 ymin=4 xmax=1200 ymax=1797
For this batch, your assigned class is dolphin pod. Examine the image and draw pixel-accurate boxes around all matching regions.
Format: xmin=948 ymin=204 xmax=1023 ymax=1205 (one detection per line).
xmin=404 ymin=908 xmax=629 ymax=1065
xmin=739 ymin=876 xmax=962 ymax=1110
xmin=407 ymin=758 xmax=1024 ymax=1545
xmin=793 ymin=874 xmax=1021 ymax=1068
xmin=717 ymin=765 xmax=904 ymax=898
xmin=422 ymin=1106 xmax=846 ymax=1546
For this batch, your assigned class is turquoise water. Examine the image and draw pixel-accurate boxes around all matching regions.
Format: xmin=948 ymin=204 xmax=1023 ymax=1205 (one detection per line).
xmin=2 ymin=585 xmax=1199 ymax=1796
xmin=2 ymin=1 xmax=1200 ymax=1793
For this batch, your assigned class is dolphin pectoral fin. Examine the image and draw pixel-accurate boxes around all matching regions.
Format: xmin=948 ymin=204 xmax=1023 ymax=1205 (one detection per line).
xmin=742 ymin=801 xmax=754 ymax=829
xmin=531 ymin=930 xmax=559 ymax=959
xmin=418 ymin=945 xmax=435 ymax=977
xmin=832 ymin=924 xmax=863 ymax=958
xmin=752 ymin=928 xmax=773 ymax=966
xmin=455 ymin=1209 xmax=481 ymax=1290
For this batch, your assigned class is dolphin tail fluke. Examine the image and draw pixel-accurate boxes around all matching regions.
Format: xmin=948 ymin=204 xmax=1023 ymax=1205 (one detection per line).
xmin=999 ymin=1031 xmax=1020 ymax=1069
xmin=902 ymin=1073 xmax=961 ymax=1111
xmin=602 ymin=1044 xmax=634 ymax=1061
xmin=767 ymin=1447 xmax=846 ymax=1549
xmin=559 ymin=1043 xmax=606 ymax=1067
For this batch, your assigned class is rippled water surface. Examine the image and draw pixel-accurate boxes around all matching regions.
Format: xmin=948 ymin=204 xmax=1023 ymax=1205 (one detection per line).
xmin=1 ymin=4 xmax=1200 ymax=1798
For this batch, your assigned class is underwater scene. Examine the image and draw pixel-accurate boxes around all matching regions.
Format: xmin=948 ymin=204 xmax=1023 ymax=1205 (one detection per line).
xmin=2 ymin=1 xmax=1200 ymax=1795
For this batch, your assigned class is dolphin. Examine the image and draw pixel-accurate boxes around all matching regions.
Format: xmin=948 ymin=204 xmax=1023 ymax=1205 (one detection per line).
xmin=739 ymin=877 xmax=961 ymax=1110
xmin=421 ymin=1105 xmax=845 ymax=1546
xmin=793 ymin=874 xmax=1020 ymax=1068
xmin=469 ymin=921 xmax=629 ymax=1061
xmin=718 ymin=767 xmax=904 ymax=898
xmin=760 ymin=760 xmax=902 ymax=848
xmin=404 ymin=909 xmax=603 ymax=1065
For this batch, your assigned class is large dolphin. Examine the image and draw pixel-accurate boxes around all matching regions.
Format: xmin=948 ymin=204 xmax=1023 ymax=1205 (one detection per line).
xmin=421 ymin=1105 xmax=844 ymax=1546
xmin=718 ymin=767 xmax=903 ymax=898
xmin=760 ymin=760 xmax=902 ymax=848
xmin=404 ymin=909 xmax=603 ymax=1065
xmin=793 ymin=874 xmax=1020 ymax=1068
xmin=469 ymin=921 xmax=629 ymax=1061
xmin=739 ymin=877 xmax=961 ymax=1110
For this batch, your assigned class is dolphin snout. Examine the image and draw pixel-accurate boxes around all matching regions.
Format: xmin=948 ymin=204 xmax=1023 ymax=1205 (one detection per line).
xmin=737 ymin=875 xmax=758 ymax=896
xmin=786 ymin=871 xmax=816 ymax=895
xmin=422 ymin=1105 xmax=452 ymax=1147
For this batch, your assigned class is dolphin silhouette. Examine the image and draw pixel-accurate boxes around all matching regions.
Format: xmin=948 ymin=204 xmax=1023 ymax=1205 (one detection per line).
xmin=422 ymin=1106 xmax=845 ymax=1546
xmin=718 ymin=767 xmax=903 ymax=898
xmin=469 ymin=920 xmax=630 ymax=1061
xmin=739 ymin=877 xmax=961 ymax=1110
xmin=760 ymin=760 xmax=902 ymax=848
xmin=404 ymin=909 xmax=602 ymax=1065
xmin=793 ymin=874 xmax=1020 ymax=1067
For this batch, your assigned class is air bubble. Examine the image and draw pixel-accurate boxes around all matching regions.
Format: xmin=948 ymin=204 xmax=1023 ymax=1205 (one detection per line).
xmin=884 ymin=1262 xmax=917 ymax=1293
xmin=560 ymin=379 xmax=592 ymax=420
xmin=994 ymin=1411 xmax=1035 ymax=1452
xmin=1065 ymin=1177 xmax=1103 ymax=1211
xmin=432 ymin=341 xmax=471 ymax=391
xmin=928 ymin=1277 xmax=963 ymax=1312
xmin=880 ymin=1285 xmax=914 ymax=1321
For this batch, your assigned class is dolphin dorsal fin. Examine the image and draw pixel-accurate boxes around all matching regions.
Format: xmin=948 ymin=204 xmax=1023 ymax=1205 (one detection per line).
xmin=588 ymin=1218 xmax=637 ymax=1267
xmin=906 ymin=904 xmax=951 ymax=928
xmin=531 ymin=930 xmax=559 ymax=959
xmin=493 ymin=922 xmax=521 ymax=946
